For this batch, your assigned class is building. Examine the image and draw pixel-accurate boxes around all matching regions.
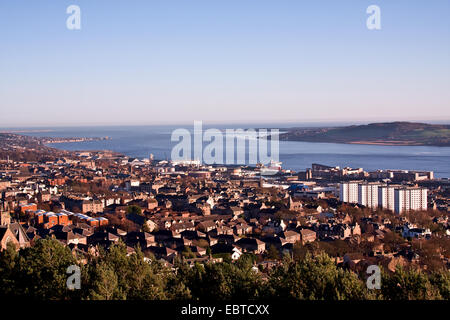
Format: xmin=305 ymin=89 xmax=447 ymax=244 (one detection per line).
xmin=281 ymin=230 xmax=301 ymax=244
xmin=391 ymin=170 xmax=434 ymax=182
xmin=358 ymin=183 xmax=379 ymax=208
xmin=378 ymin=185 xmax=396 ymax=212
xmin=300 ymin=229 xmax=317 ymax=244
xmin=288 ymin=197 xmax=303 ymax=211
xmin=82 ymin=200 xmax=104 ymax=214
xmin=1 ymin=207 xmax=11 ymax=226
xmin=369 ymin=170 xmax=434 ymax=181
xmin=0 ymin=180 xmax=11 ymax=191
xmin=236 ymin=238 xmax=266 ymax=254
xmin=61 ymin=196 xmax=104 ymax=213
xmin=19 ymin=203 xmax=37 ymax=214
xmin=0 ymin=226 xmax=20 ymax=251
xmin=341 ymin=182 xmax=428 ymax=214
xmin=339 ymin=182 xmax=359 ymax=204
xmin=297 ymin=169 xmax=312 ymax=180
xmin=394 ymin=187 xmax=428 ymax=214
xmin=125 ymin=180 xmax=140 ymax=191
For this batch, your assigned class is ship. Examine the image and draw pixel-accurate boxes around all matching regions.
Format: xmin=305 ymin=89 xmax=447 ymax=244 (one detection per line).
xmin=259 ymin=160 xmax=282 ymax=176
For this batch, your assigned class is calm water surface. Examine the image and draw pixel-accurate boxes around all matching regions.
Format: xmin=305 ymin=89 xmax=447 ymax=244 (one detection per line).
xmin=12 ymin=125 xmax=450 ymax=178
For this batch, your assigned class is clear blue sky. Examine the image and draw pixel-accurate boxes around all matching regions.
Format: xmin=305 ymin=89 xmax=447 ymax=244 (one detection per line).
xmin=0 ymin=0 xmax=449 ymax=126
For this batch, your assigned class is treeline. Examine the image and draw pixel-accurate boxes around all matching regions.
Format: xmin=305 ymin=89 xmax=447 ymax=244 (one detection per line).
xmin=0 ymin=238 xmax=449 ymax=300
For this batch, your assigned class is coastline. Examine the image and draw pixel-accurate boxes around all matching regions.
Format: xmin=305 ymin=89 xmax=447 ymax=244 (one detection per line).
xmin=280 ymin=138 xmax=450 ymax=147
xmin=349 ymin=141 xmax=431 ymax=146
xmin=17 ymin=126 xmax=448 ymax=178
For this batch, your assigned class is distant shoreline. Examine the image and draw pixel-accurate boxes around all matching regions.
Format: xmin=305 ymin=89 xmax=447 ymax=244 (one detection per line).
xmin=280 ymin=122 xmax=450 ymax=147
xmin=0 ymin=129 xmax=54 ymax=134
xmin=3 ymin=128 xmax=450 ymax=177
xmin=42 ymin=137 xmax=111 ymax=144
xmin=349 ymin=141 xmax=423 ymax=146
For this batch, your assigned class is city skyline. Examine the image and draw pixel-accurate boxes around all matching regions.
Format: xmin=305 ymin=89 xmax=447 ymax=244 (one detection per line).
xmin=1 ymin=0 xmax=450 ymax=307
xmin=1 ymin=0 xmax=449 ymax=126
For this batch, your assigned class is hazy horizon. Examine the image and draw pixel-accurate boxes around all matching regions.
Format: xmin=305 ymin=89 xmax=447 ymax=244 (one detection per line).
xmin=1 ymin=119 xmax=450 ymax=131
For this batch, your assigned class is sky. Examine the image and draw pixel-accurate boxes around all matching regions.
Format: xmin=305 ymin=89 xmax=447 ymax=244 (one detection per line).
xmin=0 ymin=0 xmax=449 ymax=127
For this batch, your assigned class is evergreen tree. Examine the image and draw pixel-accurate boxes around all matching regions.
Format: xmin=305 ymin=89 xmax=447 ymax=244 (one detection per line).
xmin=14 ymin=238 xmax=78 ymax=299
xmin=264 ymin=253 xmax=371 ymax=300
xmin=381 ymin=266 xmax=442 ymax=300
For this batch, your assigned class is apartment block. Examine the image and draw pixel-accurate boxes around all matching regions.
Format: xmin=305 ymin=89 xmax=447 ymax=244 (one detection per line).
xmin=358 ymin=183 xmax=379 ymax=208
xmin=339 ymin=182 xmax=359 ymax=204
xmin=340 ymin=182 xmax=428 ymax=214
xmin=394 ymin=187 xmax=428 ymax=214
xmin=378 ymin=185 xmax=396 ymax=212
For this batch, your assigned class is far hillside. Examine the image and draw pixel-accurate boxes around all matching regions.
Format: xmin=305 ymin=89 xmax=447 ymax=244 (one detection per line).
xmin=279 ymin=122 xmax=450 ymax=146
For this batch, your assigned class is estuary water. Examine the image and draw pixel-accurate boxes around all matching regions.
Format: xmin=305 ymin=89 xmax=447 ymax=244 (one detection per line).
xmin=14 ymin=124 xmax=450 ymax=178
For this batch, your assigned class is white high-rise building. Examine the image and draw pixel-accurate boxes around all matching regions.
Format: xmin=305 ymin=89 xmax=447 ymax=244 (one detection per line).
xmin=378 ymin=185 xmax=396 ymax=212
xmin=340 ymin=182 xmax=428 ymax=214
xmin=394 ymin=187 xmax=428 ymax=214
xmin=358 ymin=183 xmax=379 ymax=208
xmin=339 ymin=182 xmax=359 ymax=204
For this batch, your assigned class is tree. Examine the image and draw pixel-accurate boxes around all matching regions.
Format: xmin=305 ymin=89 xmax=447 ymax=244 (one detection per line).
xmin=429 ymin=270 xmax=450 ymax=300
xmin=175 ymin=259 xmax=262 ymax=300
xmin=383 ymin=231 xmax=406 ymax=253
xmin=84 ymin=243 xmax=168 ymax=300
xmin=381 ymin=266 xmax=441 ymax=300
xmin=13 ymin=238 xmax=78 ymax=299
xmin=127 ymin=205 xmax=142 ymax=216
xmin=125 ymin=246 xmax=166 ymax=299
xmin=267 ymin=245 xmax=279 ymax=260
xmin=0 ymin=241 xmax=19 ymax=297
xmin=89 ymin=261 xmax=122 ymax=300
xmin=182 ymin=246 xmax=196 ymax=259
xmin=264 ymin=252 xmax=372 ymax=300
xmin=165 ymin=277 xmax=192 ymax=300
xmin=2 ymin=235 xmax=448 ymax=301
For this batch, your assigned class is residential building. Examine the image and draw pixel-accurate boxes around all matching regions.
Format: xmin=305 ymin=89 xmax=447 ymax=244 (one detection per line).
xmin=339 ymin=182 xmax=359 ymax=204
xmin=358 ymin=183 xmax=379 ymax=208
xmin=394 ymin=187 xmax=428 ymax=214
xmin=378 ymin=185 xmax=396 ymax=212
